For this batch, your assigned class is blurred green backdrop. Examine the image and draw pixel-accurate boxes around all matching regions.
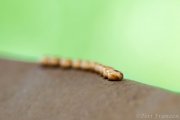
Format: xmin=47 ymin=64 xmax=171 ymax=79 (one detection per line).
xmin=0 ymin=0 xmax=180 ymax=92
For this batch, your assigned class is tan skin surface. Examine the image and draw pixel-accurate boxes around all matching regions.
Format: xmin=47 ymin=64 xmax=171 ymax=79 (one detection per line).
xmin=0 ymin=59 xmax=179 ymax=120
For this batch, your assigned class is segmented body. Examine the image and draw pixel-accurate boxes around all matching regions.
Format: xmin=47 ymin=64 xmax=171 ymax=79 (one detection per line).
xmin=39 ymin=57 xmax=123 ymax=81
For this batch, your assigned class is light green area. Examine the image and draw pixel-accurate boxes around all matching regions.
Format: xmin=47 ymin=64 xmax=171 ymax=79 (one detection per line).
xmin=0 ymin=0 xmax=180 ymax=92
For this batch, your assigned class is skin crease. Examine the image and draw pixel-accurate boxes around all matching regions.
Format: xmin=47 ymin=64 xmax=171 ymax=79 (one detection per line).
xmin=40 ymin=57 xmax=123 ymax=81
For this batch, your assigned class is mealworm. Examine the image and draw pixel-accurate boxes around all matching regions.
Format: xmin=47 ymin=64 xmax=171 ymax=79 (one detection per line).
xmin=103 ymin=69 xmax=123 ymax=81
xmin=39 ymin=57 xmax=124 ymax=81
xmin=102 ymin=66 xmax=113 ymax=78
xmin=40 ymin=57 xmax=49 ymax=66
xmin=40 ymin=57 xmax=60 ymax=67
xmin=59 ymin=58 xmax=72 ymax=68
xmin=71 ymin=60 xmax=81 ymax=69
xmin=49 ymin=57 xmax=59 ymax=67
xmin=80 ymin=61 xmax=94 ymax=71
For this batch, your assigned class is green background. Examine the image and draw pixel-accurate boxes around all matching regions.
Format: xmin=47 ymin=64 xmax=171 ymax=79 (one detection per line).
xmin=0 ymin=0 xmax=180 ymax=92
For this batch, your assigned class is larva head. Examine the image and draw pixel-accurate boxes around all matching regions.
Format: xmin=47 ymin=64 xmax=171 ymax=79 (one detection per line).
xmin=114 ymin=70 xmax=124 ymax=80
xmin=107 ymin=70 xmax=123 ymax=81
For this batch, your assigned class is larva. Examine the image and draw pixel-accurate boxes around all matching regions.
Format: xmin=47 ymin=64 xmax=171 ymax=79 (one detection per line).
xmin=80 ymin=61 xmax=95 ymax=71
xmin=94 ymin=64 xmax=105 ymax=74
xmin=59 ymin=58 xmax=72 ymax=68
xmin=71 ymin=60 xmax=81 ymax=69
xmin=49 ymin=57 xmax=59 ymax=67
xmin=40 ymin=57 xmax=49 ymax=66
xmin=39 ymin=57 xmax=124 ymax=81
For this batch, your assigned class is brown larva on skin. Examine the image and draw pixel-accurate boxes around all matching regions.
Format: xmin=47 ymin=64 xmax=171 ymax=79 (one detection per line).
xmin=49 ymin=57 xmax=59 ymax=67
xmin=72 ymin=60 xmax=81 ymax=69
xmin=39 ymin=57 xmax=59 ymax=67
xmin=59 ymin=59 xmax=72 ymax=68
xmin=40 ymin=57 xmax=49 ymax=66
xmin=80 ymin=61 xmax=94 ymax=71
xmin=106 ymin=69 xmax=123 ymax=81
xmin=40 ymin=57 xmax=124 ymax=81
xmin=94 ymin=64 xmax=104 ymax=74
xmin=102 ymin=66 xmax=113 ymax=78
xmin=88 ymin=62 xmax=97 ymax=72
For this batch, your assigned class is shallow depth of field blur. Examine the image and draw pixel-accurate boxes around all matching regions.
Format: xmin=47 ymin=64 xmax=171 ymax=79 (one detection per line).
xmin=0 ymin=0 xmax=180 ymax=92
